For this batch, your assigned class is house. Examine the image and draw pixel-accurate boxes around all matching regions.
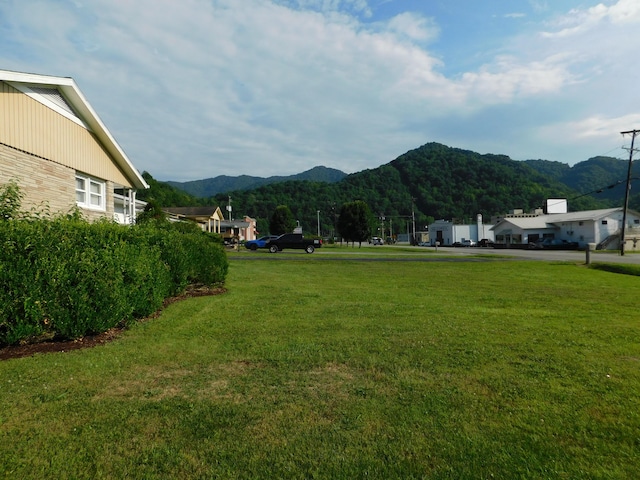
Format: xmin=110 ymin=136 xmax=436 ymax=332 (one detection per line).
xmin=162 ymin=207 xmax=257 ymax=243
xmin=0 ymin=69 xmax=148 ymax=223
xmin=220 ymin=216 xmax=258 ymax=243
xmin=163 ymin=206 xmax=225 ymax=233
xmin=428 ymin=214 xmax=495 ymax=246
xmin=491 ymin=208 xmax=640 ymax=250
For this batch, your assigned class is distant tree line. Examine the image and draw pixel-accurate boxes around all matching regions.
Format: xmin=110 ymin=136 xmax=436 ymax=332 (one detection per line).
xmin=140 ymin=143 xmax=640 ymax=237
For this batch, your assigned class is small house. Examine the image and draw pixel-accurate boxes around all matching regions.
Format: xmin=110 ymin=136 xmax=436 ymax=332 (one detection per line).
xmin=163 ymin=206 xmax=225 ymax=233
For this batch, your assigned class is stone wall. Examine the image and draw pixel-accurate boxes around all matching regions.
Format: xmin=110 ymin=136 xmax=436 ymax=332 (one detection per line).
xmin=0 ymin=142 xmax=114 ymax=221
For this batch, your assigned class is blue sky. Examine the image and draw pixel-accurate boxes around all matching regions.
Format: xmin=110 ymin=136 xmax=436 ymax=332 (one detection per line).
xmin=1 ymin=0 xmax=639 ymax=181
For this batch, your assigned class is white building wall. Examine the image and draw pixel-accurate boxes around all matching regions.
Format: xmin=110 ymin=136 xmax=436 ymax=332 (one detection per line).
xmin=454 ymin=225 xmax=475 ymax=244
xmin=429 ymin=219 xmax=495 ymax=246
xmin=597 ymin=216 xmax=621 ymax=242
xmin=548 ymin=211 xmax=640 ymax=247
xmin=556 ymin=220 xmax=585 ymax=244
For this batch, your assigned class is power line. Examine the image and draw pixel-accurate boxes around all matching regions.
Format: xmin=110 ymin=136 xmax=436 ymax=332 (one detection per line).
xmin=595 ymin=145 xmax=626 ymax=158
xmin=570 ymin=178 xmax=637 ymax=200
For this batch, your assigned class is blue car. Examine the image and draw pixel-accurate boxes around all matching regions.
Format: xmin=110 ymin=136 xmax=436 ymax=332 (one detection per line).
xmin=244 ymin=235 xmax=279 ymax=251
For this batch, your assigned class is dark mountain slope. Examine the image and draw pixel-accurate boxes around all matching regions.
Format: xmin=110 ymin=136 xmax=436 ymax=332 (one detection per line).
xmin=211 ymin=143 xmax=606 ymax=234
xmin=525 ymin=156 xmax=640 ymax=205
xmin=167 ymin=166 xmax=347 ymax=198
xmin=524 ymin=159 xmax=571 ymax=180
xmin=387 ymin=143 xmax=601 ymax=220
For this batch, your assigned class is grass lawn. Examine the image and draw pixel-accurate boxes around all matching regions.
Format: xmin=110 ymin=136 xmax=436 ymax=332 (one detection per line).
xmin=1 ymin=252 xmax=639 ymax=479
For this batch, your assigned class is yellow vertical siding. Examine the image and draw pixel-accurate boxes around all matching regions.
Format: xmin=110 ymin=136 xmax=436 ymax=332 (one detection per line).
xmin=0 ymin=81 xmax=132 ymax=187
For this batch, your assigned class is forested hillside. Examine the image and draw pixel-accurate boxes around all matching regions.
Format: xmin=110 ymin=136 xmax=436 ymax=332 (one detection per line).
xmin=166 ymin=166 xmax=346 ymax=198
xmin=142 ymin=143 xmax=637 ymax=236
xmin=209 ymin=143 xmax=606 ymax=235
xmin=525 ymin=156 xmax=640 ymax=204
xmin=386 ymin=143 xmax=596 ymax=220
xmin=137 ymin=172 xmax=203 ymax=207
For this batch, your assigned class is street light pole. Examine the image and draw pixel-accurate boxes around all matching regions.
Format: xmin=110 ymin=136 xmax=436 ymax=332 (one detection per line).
xmin=317 ymin=210 xmax=320 ymax=237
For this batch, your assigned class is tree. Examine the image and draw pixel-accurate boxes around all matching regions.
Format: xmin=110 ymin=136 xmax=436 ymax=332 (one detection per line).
xmin=138 ymin=172 xmax=202 ymax=207
xmin=337 ymin=200 xmax=372 ymax=247
xmin=270 ymin=205 xmax=296 ymax=235
xmin=136 ymin=199 xmax=167 ymax=225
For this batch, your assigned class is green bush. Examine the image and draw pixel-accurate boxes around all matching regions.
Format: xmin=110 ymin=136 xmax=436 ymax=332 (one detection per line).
xmin=180 ymin=230 xmax=229 ymax=286
xmin=136 ymin=222 xmax=228 ymax=295
xmin=0 ymin=220 xmax=50 ymax=343
xmin=0 ymin=179 xmax=23 ymax=220
xmin=0 ymin=214 xmax=228 ymax=346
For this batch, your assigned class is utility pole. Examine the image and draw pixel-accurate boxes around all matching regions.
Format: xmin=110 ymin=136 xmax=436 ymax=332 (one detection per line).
xmin=620 ymin=130 xmax=639 ymax=256
xmin=411 ymin=198 xmax=416 ymax=245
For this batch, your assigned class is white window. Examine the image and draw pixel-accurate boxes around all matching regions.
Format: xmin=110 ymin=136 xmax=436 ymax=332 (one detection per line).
xmin=75 ymin=173 xmax=105 ymax=211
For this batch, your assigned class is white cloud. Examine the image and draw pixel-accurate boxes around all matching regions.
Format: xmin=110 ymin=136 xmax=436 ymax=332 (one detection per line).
xmin=529 ymin=1 xmax=549 ymax=13
xmin=274 ymin=0 xmax=372 ymax=17
xmin=386 ymin=12 xmax=439 ymax=42
xmin=1 ymin=0 xmax=639 ymax=181
xmin=546 ymin=114 xmax=640 ymax=140
xmin=70 ymin=0 xmax=452 ymax=178
xmin=458 ymin=54 xmax=577 ymax=106
xmin=543 ymin=0 xmax=640 ymax=37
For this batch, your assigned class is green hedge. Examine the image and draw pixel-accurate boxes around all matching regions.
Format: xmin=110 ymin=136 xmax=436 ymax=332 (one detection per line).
xmin=0 ymin=216 xmax=228 ymax=346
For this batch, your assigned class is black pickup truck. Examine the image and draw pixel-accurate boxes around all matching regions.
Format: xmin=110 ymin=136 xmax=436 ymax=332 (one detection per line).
xmin=266 ymin=233 xmax=322 ymax=253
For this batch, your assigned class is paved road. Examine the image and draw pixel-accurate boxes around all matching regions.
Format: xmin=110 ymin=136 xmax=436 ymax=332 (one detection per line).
xmin=232 ymin=246 xmax=640 ymax=264
xmin=434 ymin=246 xmax=640 ymax=264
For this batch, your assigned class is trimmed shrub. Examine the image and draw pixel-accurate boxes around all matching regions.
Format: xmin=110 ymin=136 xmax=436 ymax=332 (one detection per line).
xmin=0 ymin=221 xmax=46 ymax=343
xmin=135 ymin=222 xmax=228 ymax=295
xmin=183 ymin=231 xmax=229 ymax=286
xmin=0 ymin=213 xmax=228 ymax=346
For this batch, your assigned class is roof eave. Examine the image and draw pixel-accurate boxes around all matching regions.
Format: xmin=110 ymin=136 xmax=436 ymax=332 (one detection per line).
xmin=1 ymin=69 xmax=149 ymax=190
xmin=58 ymin=83 xmax=149 ymax=190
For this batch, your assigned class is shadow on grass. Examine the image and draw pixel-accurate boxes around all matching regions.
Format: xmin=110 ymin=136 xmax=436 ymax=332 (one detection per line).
xmin=589 ymin=263 xmax=640 ymax=276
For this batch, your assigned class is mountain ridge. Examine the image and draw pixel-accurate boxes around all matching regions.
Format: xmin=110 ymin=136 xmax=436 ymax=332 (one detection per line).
xmin=140 ymin=142 xmax=640 ymax=235
xmin=206 ymin=142 xmax=622 ymax=234
xmin=166 ymin=165 xmax=347 ymax=198
xmin=524 ymin=156 xmax=639 ymax=203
